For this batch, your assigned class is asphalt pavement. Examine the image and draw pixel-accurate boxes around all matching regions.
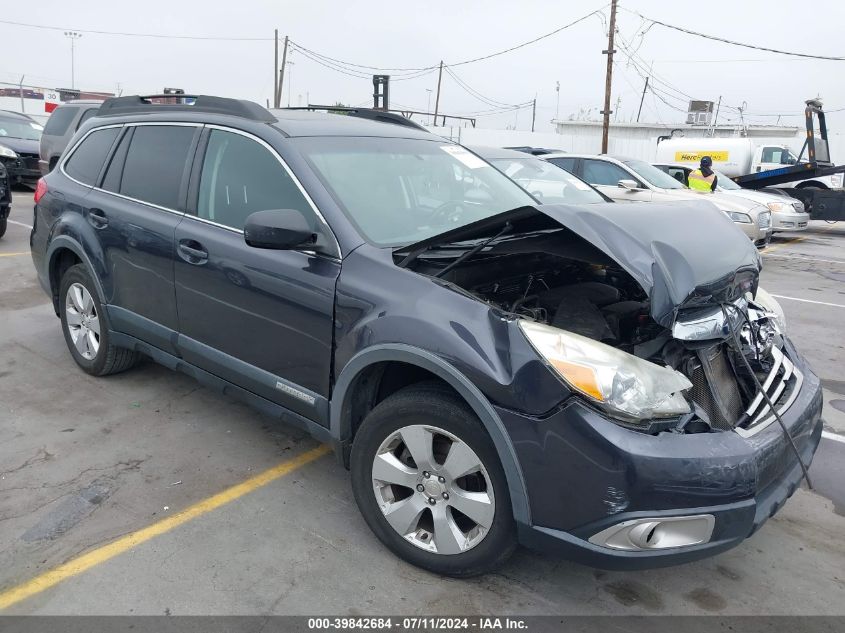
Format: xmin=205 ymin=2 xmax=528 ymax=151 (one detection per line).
xmin=1 ymin=190 xmax=844 ymax=615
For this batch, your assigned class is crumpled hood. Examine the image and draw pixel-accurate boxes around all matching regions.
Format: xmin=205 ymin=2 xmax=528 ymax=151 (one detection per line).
xmin=537 ymin=200 xmax=761 ymax=327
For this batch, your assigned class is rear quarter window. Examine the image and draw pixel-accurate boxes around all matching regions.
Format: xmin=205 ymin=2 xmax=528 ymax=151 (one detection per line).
xmin=63 ymin=127 xmax=121 ymax=186
xmin=43 ymin=107 xmax=78 ymax=136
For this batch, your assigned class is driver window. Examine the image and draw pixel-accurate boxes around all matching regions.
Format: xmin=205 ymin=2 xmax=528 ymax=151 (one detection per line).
xmin=198 ymin=129 xmax=318 ymax=231
xmin=581 ymin=159 xmax=631 ymax=187
xmin=761 ymin=147 xmax=785 ymax=164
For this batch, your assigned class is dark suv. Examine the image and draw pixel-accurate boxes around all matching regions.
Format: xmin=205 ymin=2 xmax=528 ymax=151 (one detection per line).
xmin=30 ymin=95 xmax=823 ymax=577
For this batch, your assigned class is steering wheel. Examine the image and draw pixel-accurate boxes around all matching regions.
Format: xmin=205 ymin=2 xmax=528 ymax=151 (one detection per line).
xmin=428 ymin=200 xmax=465 ymax=225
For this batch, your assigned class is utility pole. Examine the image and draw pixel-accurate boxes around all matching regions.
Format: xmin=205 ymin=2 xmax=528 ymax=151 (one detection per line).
xmin=710 ymin=95 xmax=722 ymax=136
xmin=425 ymin=88 xmax=432 ymax=124
xmin=433 ymin=61 xmax=443 ymax=127
xmin=600 ymin=0 xmax=617 ymax=153
xmin=531 ymin=97 xmax=536 ymax=132
xmin=276 ymin=35 xmax=288 ymax=109
xmin=636 ymin=76 xmax=649 ymax=122
xmin=274 ymin=29 xmax=279 ymax=108
xmin=19 ymin=75 xmax=25 ymax=114
xmin=64 ymin=31 xmax=82 ymax=90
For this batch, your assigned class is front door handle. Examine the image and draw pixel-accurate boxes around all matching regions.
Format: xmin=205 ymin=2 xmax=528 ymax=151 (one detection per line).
xmin=177 ymin=239 xmax=208 ymax=264
xmin=87 ymin=207 xmax=108 ymax=229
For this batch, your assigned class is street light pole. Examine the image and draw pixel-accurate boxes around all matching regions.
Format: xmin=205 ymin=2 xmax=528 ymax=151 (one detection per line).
xmin=64 ymin=31 xmax=82 ymax=89
xmin=425 ymin=89 xmax=432 ymax=124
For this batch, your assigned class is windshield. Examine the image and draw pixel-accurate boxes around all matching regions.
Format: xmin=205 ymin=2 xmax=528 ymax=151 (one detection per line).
xmin=489 ymin=157 xmax=605 ymax=205
xmin=623 ymin=158 xmax=685 ymax=189
xmin=0 ymin=116 xmax=43 ymax=141
xmin=714 ymin=169 xmax=741 ymax=190
xmin=296 ymin=137 xmax=535 ymax=246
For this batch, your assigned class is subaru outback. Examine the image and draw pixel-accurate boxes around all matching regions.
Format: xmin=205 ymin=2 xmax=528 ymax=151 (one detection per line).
xmin=29 ymin=95 xmax=823 ymax=577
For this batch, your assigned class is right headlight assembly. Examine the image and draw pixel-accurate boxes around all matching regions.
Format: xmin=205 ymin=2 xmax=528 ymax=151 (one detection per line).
xmin=519 ymin=320 xmax=692 ymax=422
xmin=0 ymin=145 xmax=17 ymax=159
xmin=729 ymin=211 xmax=752 ymax=223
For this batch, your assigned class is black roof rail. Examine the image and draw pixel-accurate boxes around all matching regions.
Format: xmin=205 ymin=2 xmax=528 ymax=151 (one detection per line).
xmin=97 ymin=95 xmax=276 ymax=122
xmin=281 ymin=105 xmax=428 ymax=131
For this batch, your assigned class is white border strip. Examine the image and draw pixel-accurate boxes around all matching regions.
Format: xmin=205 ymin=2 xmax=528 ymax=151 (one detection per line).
xmin=770 ymin=294 xmax=845 ymax=309
xmin=8 ymin=219 xmax=33 ymax=229
xmin=822 ymin=430 xmax=845 ymax=444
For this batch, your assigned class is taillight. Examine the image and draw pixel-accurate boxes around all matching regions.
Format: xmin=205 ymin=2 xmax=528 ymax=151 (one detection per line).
xmin=34 ymin=178 xmax=47 ymax=204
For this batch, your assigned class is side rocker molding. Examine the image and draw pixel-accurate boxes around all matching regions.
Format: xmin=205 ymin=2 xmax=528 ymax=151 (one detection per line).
xmin=330 ymin=344 xmax=531 ymax=526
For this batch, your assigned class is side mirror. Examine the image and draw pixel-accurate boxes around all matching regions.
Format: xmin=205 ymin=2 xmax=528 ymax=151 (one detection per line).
xmin=244 ymin=209 xmax=316 ymax=250
xmin=618 ymin=179 xmax=640 ymax=190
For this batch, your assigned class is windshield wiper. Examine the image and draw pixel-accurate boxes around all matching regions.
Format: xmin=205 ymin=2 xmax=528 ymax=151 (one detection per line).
xmin=432 ymin=221 xmax=512 ymax=278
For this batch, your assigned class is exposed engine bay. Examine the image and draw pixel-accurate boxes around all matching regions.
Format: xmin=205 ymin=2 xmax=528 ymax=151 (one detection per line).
xmin=412 ymin=244 xmax=795 ymax=437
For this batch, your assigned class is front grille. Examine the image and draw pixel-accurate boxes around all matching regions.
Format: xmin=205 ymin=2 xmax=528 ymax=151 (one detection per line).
xmin=757 ymin=210 xmax=772 ymax=228
xmin=18 ymin=153 xmax=39 ymax=171
xmin=736 ymin=346 xmax=803 ymax=437
xmin=689 ymin=346 xmax=744 ymax=430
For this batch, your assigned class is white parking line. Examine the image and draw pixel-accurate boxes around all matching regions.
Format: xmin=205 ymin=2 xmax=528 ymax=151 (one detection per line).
xmin=8 ymin=219 xmax=33 ymax=229
xmin=771 ymin=294 xmax=845 ymax=309
xmin=822 ymin=431 xmax=845 ymax=445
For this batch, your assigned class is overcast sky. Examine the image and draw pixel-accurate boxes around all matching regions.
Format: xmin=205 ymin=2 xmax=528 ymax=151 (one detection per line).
xmin=2 ymin=0 xmax=844 ymax=131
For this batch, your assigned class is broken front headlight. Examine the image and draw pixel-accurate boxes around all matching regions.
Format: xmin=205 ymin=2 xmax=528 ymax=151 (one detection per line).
xmin=519 ymin=321 xmax=692 ymax=422
xmin=753 ymin=286 xmax=787 ymax=333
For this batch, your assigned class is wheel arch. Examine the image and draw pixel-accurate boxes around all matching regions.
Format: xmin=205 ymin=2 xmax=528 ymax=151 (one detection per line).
xmin=331 ymin=344 xmax=531 ymax=525
xmin=46 ymin=236 xmax=107 ymax=315
xmin=795 ymin=180 xmax=828 ymax=189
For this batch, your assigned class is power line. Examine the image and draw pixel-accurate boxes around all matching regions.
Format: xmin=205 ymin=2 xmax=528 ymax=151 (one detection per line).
xmin=627 ymin=10 xmax=845 ymax=61
xmin=443 ymin=66 xmax=526 ymax=109
xmin=0 ymin=18 xmax=274 ymax=40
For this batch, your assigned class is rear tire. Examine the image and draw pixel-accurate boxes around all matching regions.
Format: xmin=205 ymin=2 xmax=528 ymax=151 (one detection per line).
xmin=0 ymin=217 xmax=6 ymax=238
xmin=351 ymin=381 xmax=516 ymax=577
xmin=59 ymin=264 xmax=138 ymax=376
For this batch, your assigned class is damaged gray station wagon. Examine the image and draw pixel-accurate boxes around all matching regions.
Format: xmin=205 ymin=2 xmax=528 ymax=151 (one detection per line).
xmin=30 ymin=96 xmax=823 ymax=577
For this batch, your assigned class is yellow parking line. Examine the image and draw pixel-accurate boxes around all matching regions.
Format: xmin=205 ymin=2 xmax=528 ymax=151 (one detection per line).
xmin=0 ymin=252 xmax=30 ymax=258
xmin=0 ymin=443 xmax=331 ymax=611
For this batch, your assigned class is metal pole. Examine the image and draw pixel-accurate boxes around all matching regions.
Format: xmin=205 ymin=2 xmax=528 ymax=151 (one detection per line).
xmin=636 ymin=76 xmax=649 ymax=122
xmin=710 ymin=95 xmax=722 ymax=136
xmin=274 ymin=29 xmax=279 ymax=108
xmin=65 ymin=32 xmax=82 ymax=90
xmin=426 ymin=89 xmax=432 ymax=124
xmin=555 ymin=81 xmax=560 ymax=120
xmin=277 ymin=36 xmax=288 ymax=108
xmin=600 ymin=0 xmax=617 ymax=153
xmin=287 ymin=59 xmax=294 ymax=107
xmin=433 ymin=61 xmax=443 ymax=127
xmin=19 ymin=75 xmax=25 ymax=114
xmin=531 ymin=98 xmax=536 ymax=132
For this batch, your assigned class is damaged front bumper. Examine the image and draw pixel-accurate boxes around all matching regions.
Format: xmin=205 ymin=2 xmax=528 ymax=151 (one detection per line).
xmin=502 ymin=337 xmax=823 ymax=570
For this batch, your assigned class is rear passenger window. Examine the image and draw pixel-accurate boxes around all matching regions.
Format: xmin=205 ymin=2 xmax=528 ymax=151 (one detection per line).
xmin=63 ymin=127 xmax=120 ymax=186
xmin=120 ymin=125 xmax=196 ymax=209
xmin=43 ymin=107 xmax=77 ymax=135
xmin=197 ymin=129 xmax=316 ymax=231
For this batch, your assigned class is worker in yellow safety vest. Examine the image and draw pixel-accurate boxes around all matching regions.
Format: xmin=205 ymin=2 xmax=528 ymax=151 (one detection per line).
xmin=688 ymin=156 xmax=718 ymax=192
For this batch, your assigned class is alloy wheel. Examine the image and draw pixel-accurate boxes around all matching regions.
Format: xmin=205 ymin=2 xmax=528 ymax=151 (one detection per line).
xmin=65 ymin=282 xmax=101 ymax=361
xmin=371 ymin=424 xmax=495 ymax=555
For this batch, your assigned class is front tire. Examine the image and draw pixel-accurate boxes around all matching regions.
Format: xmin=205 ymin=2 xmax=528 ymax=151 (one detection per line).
xmin=351 ymin=382 xmax=516 ymax=577
xmin=59 ymin=264 xmax=138 ymax=376
xmin=0 ymin=216 xmax=7 ymax=239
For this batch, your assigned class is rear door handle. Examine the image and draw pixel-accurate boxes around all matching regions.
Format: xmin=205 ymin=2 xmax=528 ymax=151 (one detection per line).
xmin=87 ymin=207 xmax=108 ymax=229
xmin=177 ymin=239 xmax=208 ymax=264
